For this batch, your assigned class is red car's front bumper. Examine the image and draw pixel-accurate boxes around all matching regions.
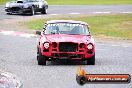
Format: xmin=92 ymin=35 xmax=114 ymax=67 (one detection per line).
xmin=43 ymin=52 xmax=94 ymax=60
xmin=40 ymin=43 xmax=95 ymax=60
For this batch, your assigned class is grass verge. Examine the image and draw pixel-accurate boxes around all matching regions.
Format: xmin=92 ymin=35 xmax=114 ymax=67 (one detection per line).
xmin=47 ymin=0 xmax=132 ymax=5
xmin=0 ymin=0 xmax=10 ymax=5
xmin=22 ymin=14 xmax=132 ymax=39
xmin=1 ymin=0 xmax=132 ymax=5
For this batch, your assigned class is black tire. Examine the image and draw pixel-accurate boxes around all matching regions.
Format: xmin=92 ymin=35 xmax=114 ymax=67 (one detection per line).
xmin=41 ymin=7 xmax=47 ymax=14
xmin=37 ymin=47 xmax=46 ymax=65
xmin=6 ymin=12 xmax=12 ymax=15
xmin=76 ymin=75 xmax=86 ymax=85
xmin=30 ymin=6 xmax=35 ymax=15
xmin=86 ymin=53 xmax=95 ymax=65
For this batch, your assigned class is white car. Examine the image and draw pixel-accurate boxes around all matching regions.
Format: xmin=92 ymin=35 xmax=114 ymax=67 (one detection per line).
xmin=5 ymin=0 xmax=48 ymax=15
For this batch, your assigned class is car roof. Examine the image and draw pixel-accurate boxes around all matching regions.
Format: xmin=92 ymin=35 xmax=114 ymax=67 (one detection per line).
xmin=46 ymin=20 xmax=88 ymax=25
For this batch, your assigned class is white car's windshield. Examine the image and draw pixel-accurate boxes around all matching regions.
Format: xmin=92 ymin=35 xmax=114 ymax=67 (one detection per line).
xmin=16 ymin=0 xmax=28 ymax=2
xmin=45 ymin=23 xmax=90 ymax=35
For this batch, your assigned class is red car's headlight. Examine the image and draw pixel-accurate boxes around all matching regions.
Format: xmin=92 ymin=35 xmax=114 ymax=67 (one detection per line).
xmin=87 ymin=43 xmax=93 ymax=50
xmin=44 ymin=42 xmax=49 ymax=49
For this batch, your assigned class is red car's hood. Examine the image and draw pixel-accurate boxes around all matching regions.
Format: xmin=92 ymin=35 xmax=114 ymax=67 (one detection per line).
xmin=43 ymin=34 xmax=91 ymax=43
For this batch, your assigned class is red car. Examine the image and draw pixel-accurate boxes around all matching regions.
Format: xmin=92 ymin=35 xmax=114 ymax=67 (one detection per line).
xmin=37 ymin=20 xmax=95 ymax=65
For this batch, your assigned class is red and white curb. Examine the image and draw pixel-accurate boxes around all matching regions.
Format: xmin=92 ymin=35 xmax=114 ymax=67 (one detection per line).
xmin=0 ymin=30 xmax=37 ymax=38
xmin=0 ymin=70 xmax=23 ymax=88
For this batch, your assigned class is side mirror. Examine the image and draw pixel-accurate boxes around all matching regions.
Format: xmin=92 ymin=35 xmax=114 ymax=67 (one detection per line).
xmin=36 ymin=31 xmax=41 ymax=35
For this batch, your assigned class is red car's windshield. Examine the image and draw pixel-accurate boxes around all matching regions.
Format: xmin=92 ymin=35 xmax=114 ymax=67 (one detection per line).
xmin=44 ymin=23 xmax=90 ymax=35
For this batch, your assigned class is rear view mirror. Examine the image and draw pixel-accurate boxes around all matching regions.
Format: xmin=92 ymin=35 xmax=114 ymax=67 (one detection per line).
xmin=36 ymin=31 xmax=41 ymax=35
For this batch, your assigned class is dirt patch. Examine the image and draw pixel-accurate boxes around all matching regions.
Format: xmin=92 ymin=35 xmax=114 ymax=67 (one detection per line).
xmin=0 ymin=17 xmax=36 ymax=33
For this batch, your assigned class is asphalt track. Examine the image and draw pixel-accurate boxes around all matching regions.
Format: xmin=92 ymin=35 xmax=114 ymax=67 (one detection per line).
xmin=0 ymin=5 xmax=132 ymax=19
xmin=0 ymin=5 xmax=132 ymax=88
xmin=0 ymin=34 xmax=132 ymax=88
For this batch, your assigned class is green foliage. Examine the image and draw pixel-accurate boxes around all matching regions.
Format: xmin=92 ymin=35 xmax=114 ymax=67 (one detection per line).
xmin=0 ymin=0 xmax=10 ymax=4
xmin=23 ymin=14 xmax=132 ymax=39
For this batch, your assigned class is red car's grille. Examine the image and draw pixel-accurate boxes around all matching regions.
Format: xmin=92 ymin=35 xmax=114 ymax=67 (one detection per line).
xmin=59 ymin=42 xmax=78 ymax=52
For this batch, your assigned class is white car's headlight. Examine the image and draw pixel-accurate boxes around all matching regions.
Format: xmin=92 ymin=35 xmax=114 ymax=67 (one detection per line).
xmin=44 ymin=42 xmax=49 ymax=49
xmin=6 ymin=3 xmax=10 ymax=7
xmin=87 ymin=44 xmax=93 ymax=50
xmin=23 ymin=4 xmax=29 ymax=8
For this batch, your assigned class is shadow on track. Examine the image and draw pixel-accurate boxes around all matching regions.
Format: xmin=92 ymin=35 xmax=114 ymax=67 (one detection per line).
xmin=6 ymin=12 xmax=46 ymax=16
xmin=46 ymin=60 xmax=87 ymax=66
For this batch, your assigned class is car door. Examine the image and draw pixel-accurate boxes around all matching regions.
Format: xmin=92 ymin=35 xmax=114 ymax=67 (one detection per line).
xmin=34 ymin=0 xmax=40 ymax=11
xmin=29 ymin=0 xmax=39 ymax=11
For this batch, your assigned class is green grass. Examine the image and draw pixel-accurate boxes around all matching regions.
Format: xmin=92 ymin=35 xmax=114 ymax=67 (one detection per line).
xmin=1 ymin=0 xmax=132 ymax=5
xmin=47 ymin=0 xmax=132 ymax=5
xmin=0 ymin=0 xmax=10 ymax=5
xmin=23 ymin=14 xmax=132 ymax=39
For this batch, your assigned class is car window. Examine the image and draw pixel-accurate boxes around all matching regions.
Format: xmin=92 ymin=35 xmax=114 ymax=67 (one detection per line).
xmin=44 ymin=23 xmax=90 ymax=35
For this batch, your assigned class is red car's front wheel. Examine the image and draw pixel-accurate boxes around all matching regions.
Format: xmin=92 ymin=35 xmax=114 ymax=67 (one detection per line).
xmin=86 ymin=53 xmax=95 ymax=65
xmin=37 ymin=47 xmax=46 ymax=65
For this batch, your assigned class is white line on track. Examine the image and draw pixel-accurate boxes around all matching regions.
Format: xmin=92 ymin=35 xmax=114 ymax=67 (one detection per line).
xmin=122 ymin=45 xmax=129 ymax=47
xmin=0 ymin=31 xmax=15 ymax=35
xmin=122 ymin=12 xmax=132 ymax=13
xmin=50 ymin=14 xmax=59 ymax=15
xmin=35 ymin=15 xmax=42 ymax=17
xmin=93 ymin=12 xmax=111 ymax=14
xmin=98 ymin=43 xmax=131 ymax=48
xmin=68 ymin=13 xmax=81 ymax=15
xmin=0 ymin=30 xmax=37 ymax=38
xmin=48 ymin=12 xmax=132 ymax=16
xmin=98 ymin=43 xmax=106 ymax=46
xmin=19 ymin=34 xmax=37 ymax=38
xmin=111 ymin=44 xmax=120 ymax=47
xmin=120 ymin=44 xmax=130 ymax=47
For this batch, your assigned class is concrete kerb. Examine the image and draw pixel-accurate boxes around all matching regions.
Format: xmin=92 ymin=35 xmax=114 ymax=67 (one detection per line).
xmin=0 ymin=70 xmax=23 ymax=88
